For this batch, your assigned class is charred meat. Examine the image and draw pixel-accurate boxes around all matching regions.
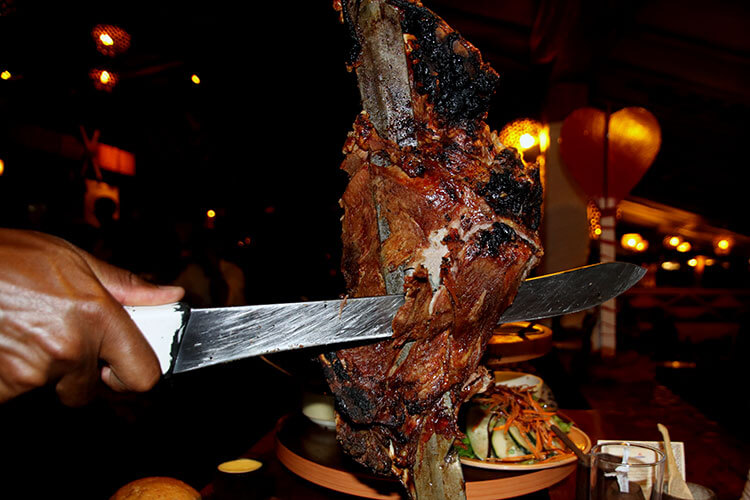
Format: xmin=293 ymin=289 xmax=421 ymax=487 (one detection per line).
xmin=320 ymin=0 xmax=543 ymax=494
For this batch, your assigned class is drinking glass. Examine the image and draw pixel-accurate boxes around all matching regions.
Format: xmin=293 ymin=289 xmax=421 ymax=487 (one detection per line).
xmin=589 ymin=442 xmax=665 ymax=500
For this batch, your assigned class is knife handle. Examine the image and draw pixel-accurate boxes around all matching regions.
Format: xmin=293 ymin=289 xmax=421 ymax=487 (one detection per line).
xmin=124 ymin=303 xmax=191 ymax=374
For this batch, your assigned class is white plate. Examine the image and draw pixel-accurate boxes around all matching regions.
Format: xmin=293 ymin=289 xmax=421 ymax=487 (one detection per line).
xmin=460 ymin=426 xmax=592 ymax=471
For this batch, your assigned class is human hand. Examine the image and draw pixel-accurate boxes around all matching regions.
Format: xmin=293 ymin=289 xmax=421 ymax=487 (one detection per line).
xmin=0 ymin=229 xmax=184 ymax=406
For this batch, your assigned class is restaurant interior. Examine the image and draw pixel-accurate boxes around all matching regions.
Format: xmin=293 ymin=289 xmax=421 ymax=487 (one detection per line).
xmin=1 ymin=0 xmax=748 ymax=499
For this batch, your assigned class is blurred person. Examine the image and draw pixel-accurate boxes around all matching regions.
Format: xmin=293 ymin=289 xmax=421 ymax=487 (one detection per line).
xmin=173 ymin=230 xmax=246 ymax=307
xmin=0 ymin=228 xmax=184 ymax=406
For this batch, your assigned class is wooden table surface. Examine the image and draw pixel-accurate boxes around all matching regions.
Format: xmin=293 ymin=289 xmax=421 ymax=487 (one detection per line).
xmin=201 ymin=409 xmax=605 ymax=500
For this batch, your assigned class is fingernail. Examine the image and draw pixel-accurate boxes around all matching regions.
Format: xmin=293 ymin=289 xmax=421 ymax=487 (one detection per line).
xmin=102 ymin=366 xmax=128 ymax=392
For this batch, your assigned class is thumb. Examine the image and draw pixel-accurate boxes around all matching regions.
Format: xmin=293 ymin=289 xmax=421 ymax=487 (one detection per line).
xmin=78 ymin=252 xmax=184 ymax=306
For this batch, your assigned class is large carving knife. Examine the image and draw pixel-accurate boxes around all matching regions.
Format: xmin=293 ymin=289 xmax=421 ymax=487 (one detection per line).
xmin=128 ymin=261 xmax=644 ymax=375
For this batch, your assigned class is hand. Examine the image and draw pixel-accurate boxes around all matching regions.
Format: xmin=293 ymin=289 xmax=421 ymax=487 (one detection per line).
xmin=0 ymin=229 xmax=184 ymax=406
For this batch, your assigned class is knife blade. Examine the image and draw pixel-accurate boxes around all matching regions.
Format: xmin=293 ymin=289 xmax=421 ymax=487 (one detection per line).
xmin=126 ymin=261 xmax=644 ymax=375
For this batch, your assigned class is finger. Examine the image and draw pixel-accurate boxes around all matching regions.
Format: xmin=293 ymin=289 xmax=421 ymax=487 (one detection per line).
xmin=77 ymin=252 xmax=184 ymax=306
xmin=100 ymin=365 xmax=128 ymax=392
xmin=98 ymin=304 xmax=161 ymax=393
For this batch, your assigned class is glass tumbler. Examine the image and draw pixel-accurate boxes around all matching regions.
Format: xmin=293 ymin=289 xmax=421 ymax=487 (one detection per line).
xmin=589 ymin=442 xmax=665 ymax=500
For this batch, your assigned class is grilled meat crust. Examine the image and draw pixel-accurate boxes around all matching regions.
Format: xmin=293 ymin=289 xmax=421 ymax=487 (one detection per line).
xmin=322 ymin=0 xmax=543 ymax=484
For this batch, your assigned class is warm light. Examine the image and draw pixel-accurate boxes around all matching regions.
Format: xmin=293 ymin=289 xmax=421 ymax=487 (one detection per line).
xmin=206 ymin=209 xmax=216 ymax=218
xmin=587 ymin=200 xmax=602 ymax=240
xmin=519 ymin=133 xmax=536 ymax=149
xmin=91 ymin=68 xmax=117 ymax=91
xmin=498 ymin=118 xmax=545 ymax=165
xmin=665 ymin=236 xmax=682 ymax=248
xmin=0 ymin=71 xmax=10 ymax=80
xmin=191 ymin=74 xmax=201 ymax=85
xmin=661 ymin=261 xmax=680 ymax=271
xmin=0 ymin=159 xmax=4 ymax=176
xmin=92 ymin=24 xmax=130 ymax=56
xmin=621 ymin=233 xmax=647 ymax=251
xmin=99 ymin=33 xmax=114 ymax=46
xmin=705 ymin=258 xmax=716 ymax=266
xmin=714 ymin=237 xmax=733 ymax=255
xmin=538 ymin=126 xmax=550 ymax=153
xmin=676 ymin=241 xmax=692 ymax=253
xmin=687 ymin=258 xmax=698 ymax=267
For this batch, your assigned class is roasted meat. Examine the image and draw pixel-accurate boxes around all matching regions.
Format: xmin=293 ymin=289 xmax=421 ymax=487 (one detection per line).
xmin=320 ymin=0 xmax=543 ymax=496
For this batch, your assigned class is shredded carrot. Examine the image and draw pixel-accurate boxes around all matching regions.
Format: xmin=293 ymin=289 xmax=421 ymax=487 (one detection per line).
xmin=465 ymin=383 xmax=580 ymax=464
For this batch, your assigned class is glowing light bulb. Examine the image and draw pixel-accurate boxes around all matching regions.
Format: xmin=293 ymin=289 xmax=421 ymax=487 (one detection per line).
xmin=668 ymin=236 xmax=680 ymax=247
xmin=519 ymin=133 xmax=536 ymax=149
xmin=0 ymin=158 xmax=5 ymax=176
xmin=621 ymin=233 xmax=643 ymax=250
xmin=676 ymin=241 xmax=691 ymax=253
xmin=100 ymin=71 xmax=111 ymax=84
xmin=687 ymin=258 xmax=697 ymax=267
xmin=717 ymin=239 xmax=729 ymax=250
xmin=191 ymin=74 xmax=201 ymax=85
xmin=206 ymin=209 xmax=216 ymax=218
xmin=0 ymin=71 xmax=10 ymax=80
xmin=99 ymin=33 xmax=114 ymax=46
xmin=661 ymin=261 xmax=680 ymax=271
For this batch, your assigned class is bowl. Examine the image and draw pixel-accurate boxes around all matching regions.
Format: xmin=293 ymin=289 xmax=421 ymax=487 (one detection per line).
xmin=301 ymin=392 xmax=336 ymax=429
xmin=493 ymin=371 xmax=544 ymax=398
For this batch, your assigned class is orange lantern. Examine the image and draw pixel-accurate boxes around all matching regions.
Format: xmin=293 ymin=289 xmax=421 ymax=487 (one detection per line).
xmin=559 ymin=107 xmax=661 ymax=203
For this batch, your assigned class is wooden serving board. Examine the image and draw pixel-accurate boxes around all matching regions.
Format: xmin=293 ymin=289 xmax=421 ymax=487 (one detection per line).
xmin=275 ymin=413 xmax=575 ymax=500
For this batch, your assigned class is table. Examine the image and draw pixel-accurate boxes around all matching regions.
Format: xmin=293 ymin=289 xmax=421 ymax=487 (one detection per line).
xmin=200 ymin=409 xmax=605 ymax=500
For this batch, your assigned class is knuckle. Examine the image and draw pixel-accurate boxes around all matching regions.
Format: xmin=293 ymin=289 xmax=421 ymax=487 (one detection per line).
xmin=45 ymin=330 xmax=86 ymax=363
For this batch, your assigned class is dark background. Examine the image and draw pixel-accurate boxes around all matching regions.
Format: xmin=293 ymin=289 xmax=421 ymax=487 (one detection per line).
xmin=0 ymin=0 xmax=748 ymax=497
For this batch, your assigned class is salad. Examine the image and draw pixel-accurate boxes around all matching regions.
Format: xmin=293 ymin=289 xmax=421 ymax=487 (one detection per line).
xmin=455 ymin=384 xmax=575 ymax=465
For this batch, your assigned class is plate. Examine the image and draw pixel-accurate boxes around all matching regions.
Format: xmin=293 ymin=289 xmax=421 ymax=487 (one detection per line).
xmin=460 ymin=426 xmax=591 ymax=471
xmin=276 ymin=412 xmax=578 ymax=500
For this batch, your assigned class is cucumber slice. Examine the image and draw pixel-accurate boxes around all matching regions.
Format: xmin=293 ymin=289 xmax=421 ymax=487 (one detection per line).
xmin=492 ymin=422 xmax=527 ymax=459
xmin=508 ymin=425 xmax=531 ymax=454
xmin=466 ymin=405 xmax=493 ymax=460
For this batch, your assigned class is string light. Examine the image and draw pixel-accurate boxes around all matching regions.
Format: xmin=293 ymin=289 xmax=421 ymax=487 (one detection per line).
xmin=714 ymin=237 xmax=733 ymax=255
xmin=206 ymin=209 xmax=216 ymax=218
xmin=620 ymin=233 xmax=648 ymax=252
xmin=676 ymin=241 xmax=692 ymax=253
xmin=191 ymin=74 xmax=201 ymax=85
xmin=587 ymin=200 xmax=601 ymax=240
xmin=1 ymin=70 xmax=10 ymax=80
xmin=0 ymin=158 xmax=5 ymax=176
xmin=664 ymin=235 xmax=682 ymax=248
